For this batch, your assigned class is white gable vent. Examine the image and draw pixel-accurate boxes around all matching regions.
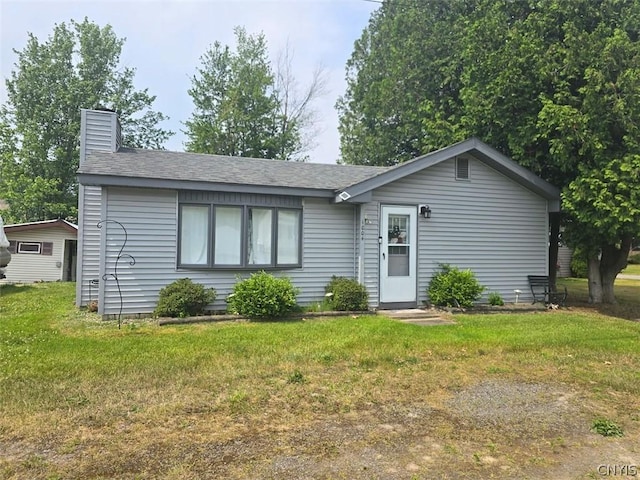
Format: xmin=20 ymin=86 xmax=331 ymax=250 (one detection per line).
xmin=456 ymin=157 xmax=469 ymax=180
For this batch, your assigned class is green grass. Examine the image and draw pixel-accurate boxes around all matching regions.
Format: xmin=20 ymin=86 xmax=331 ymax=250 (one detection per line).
xmin=622 ymin=263 xmax=640 ymax=275
xmin=1 ymin=281 xmax=639 ymax=478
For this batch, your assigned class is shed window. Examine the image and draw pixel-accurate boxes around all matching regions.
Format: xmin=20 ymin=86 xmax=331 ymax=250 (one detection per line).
xmin=12 ymin=241 xmax=52 ymax=255
xmin=18 ymin=242 xmax=41 ymax=254
xmin=178 ymin=203 xmax=302 ymax=269
xmin=456 ymin=157 xmax=469 ymax=180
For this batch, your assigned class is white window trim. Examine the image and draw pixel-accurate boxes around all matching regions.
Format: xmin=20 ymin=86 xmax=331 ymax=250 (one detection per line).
xmin=17 ymin=242 xmax=42 ymax=254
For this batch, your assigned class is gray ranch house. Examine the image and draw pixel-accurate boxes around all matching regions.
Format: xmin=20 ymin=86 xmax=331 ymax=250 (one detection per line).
xmin=76 ymin=109 xmax=560 ymax=317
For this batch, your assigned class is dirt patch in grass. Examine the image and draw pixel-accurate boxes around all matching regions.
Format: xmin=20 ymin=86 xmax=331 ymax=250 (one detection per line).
xmin=2 ymin=379 xmax=637 ymax=479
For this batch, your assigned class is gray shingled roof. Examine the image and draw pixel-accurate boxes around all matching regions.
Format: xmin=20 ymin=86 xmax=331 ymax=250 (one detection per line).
xmin=79 ymin=148 xmax=390 ymax=191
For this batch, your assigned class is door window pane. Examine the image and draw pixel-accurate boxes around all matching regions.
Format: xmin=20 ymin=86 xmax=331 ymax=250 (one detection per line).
xmin=388 ymin=213 xmax=410 ymax=276
xmin=388 ymin=214 xmax=409 ymax=244
xmin=180 ymin=205 xmax=209 ymax=265
xmin=214 ymin=206 xmax=242 ymax=264
xmin=248 ymin=208 xmax=272 ymax=264
xmin=277 ymin=210 xmax=300 ymax=265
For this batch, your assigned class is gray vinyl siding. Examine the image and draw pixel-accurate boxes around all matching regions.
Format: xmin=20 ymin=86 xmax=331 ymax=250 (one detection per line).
xmin=77 ymin=110 xmax=120 ymax=307
xmin=79 ymin=109 xmax=121 ymax=163
xmin=361 ymin=202 xmax=380 ymax=305
xmin=290 ymin=199 xmax=356 ymax=305
xmin=367 ymin=156 xmax=549 ymax=306
xmin=99 ymin=188 xmax=356 ymax=316
xmin=76 ymin=185 xmax=103 ymax=306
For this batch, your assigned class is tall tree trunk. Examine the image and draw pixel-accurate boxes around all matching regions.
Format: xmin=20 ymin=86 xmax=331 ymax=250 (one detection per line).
xmin=587 ymin=236 xmax=632 ymax=304
xmin=548 ymin=212 xmax=560 ymax=291
xmin=587 ymin=256 xmax=603 ymax=303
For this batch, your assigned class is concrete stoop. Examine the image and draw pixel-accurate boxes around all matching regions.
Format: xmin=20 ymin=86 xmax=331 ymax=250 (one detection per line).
xmin=380 ymin=308 xmax=456 ymax=326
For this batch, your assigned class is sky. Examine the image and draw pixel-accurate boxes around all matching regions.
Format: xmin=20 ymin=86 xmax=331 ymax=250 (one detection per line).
xmin=0 ymin=0 xmax=380 ymax=164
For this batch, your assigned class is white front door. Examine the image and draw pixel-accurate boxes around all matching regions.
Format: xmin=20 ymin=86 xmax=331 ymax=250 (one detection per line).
xmin=380 ymin=205 xmax=417 ymax=304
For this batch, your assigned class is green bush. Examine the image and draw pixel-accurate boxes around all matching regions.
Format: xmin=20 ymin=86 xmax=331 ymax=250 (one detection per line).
xmin=154 ymin=278 xmax=216 ymax=318
xmin=227 ymin=271 xmax=298 ymax=319
xmin=324 ymin=276 xmax=369 ymax=311
xmin=628 ymin=253 xmax=640 ymax=265
xmin=570 ymin=248 xmax=588 ymax=278
xmin=427 ymin=264 xmax=485 ymax=308
xmin=487 ymin=292 xmax=504 ymax=306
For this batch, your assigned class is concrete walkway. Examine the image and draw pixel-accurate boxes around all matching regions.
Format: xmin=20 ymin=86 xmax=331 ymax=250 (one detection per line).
xmin=618 ymin=273 xmax=640 ymax=280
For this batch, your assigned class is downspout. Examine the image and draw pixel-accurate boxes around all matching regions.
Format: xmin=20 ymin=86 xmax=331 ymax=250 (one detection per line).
xmin=358 ymin=204 xmax=365 ymax=284
xmin=353 ymin=205 xmax=357 ymax=279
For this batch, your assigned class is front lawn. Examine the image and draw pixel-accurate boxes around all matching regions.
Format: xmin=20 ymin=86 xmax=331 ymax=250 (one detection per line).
xmin=1 ymin=282 xmax=639 ymax=479
xmin=622 ymin=263 xmax=640 ymax=275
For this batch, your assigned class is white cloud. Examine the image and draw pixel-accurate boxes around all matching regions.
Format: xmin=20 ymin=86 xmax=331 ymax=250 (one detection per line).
xmin=0 ymin=0 xmax=378 ymax=163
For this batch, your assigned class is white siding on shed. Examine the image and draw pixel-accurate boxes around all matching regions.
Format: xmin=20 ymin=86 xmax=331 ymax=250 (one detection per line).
xmin=99 ymin=187 xmax=357 ymax=316
xmin=557 ymin=245 xmax=573 ymax=278
xmin=366 ymin=155 xmax=549 ymax=306
xmin=3 ymin=228 xmax=75 ymax=283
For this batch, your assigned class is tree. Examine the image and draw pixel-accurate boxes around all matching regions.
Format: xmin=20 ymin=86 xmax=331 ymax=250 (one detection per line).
xmin=337 ymin=1 xmax=471 ymax=166
xmin=338 ymin=0 xmax=640 ymax=303
xmin=0 ymin=18 xmax=172 ymax=223
xmin=185 ymin=26 xmax=325 ymax=161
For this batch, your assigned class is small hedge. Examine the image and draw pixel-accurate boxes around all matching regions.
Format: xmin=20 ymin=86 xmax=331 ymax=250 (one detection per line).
xmin=154 ymin=278 xmax=216 ymax=318
xmin=324 ymin=276 xmax=369 ymax=311
xmin=628 ymin=253 xmax=640 ymax=265
xmin=570 ymin=248 xmax=588 ymax=278
xmin=427 ymin=263 xmax=485 ymax=308
xmin=227 ymin=271 xmax=298 ymax=319
xmin=487 ymin=292 xmax=504 ymax=306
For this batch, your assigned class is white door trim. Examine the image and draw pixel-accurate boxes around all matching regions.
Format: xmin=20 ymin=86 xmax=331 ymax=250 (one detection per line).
xmin=380 ymin=205 xmax=417 ymax=304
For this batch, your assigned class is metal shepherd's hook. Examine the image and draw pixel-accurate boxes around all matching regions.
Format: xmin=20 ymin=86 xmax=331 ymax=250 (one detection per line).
xmin=97 ymin=220 xmax=136 ymax=329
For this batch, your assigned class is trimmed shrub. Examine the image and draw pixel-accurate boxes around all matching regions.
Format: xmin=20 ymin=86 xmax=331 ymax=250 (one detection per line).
xmin=324 ymin=276 xmax=369 ymax=311
xmin=227 ymin=271 xmax=298 ymax=319
xmin=570 ymin=248 xmax=588 ymax=278
xmin=154 ymin=278 xmax=216 ymax=318
xmin=488 ymin=292 xmax=504 ymax=306
xmin=427 ymin=264 xmax=485 ymax=308
xmin=628 ymin=253 xmax=640 ymax=265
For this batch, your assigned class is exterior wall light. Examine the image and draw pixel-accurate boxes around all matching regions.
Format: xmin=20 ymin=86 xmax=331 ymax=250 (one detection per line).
xmin=419 ymin=204 xmax=432 ymax=219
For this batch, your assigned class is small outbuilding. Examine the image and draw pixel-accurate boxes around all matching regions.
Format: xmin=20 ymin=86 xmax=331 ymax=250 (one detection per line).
xmin=2 ymin=219 xmax=77 ymax=283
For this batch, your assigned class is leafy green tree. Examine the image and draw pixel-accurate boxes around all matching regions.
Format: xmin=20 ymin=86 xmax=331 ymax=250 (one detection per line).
xmin=185 ymin=27 xmax=324 ymax=161
xmin=338 ymin=0 xmax=640 ymax=303
xmin=0 ymin=18 xmax=172 ymax=223
xmin=337 ymin=0 xmax=470 ymax=166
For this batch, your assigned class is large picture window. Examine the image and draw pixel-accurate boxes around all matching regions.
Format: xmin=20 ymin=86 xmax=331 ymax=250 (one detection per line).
xmin=178 ymin=203 xmax=302 ymax=269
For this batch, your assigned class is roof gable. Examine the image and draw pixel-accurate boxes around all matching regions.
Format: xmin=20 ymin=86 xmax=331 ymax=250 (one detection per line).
xmin=335 ymin=138 xmax=560 ymax=210
xmin=4 ymin=219 xmax=78 ymax=234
